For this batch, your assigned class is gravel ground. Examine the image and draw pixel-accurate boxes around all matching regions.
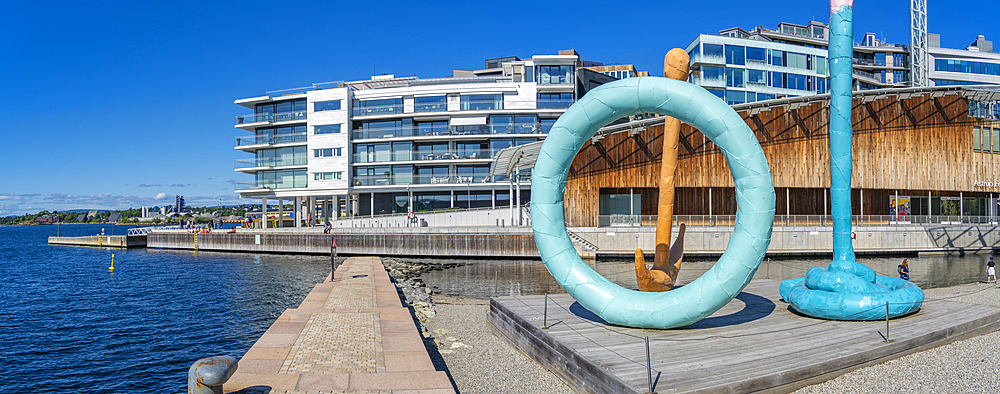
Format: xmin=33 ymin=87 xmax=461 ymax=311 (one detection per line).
xmin=794 ymin=281 xmax=1000 ymax=394
xmin=420 ymin=296 xmax=574 ymax=394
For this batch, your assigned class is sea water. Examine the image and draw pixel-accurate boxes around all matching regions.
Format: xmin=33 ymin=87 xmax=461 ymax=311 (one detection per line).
xmin=0 ymin=224 xmax=329 ymax=393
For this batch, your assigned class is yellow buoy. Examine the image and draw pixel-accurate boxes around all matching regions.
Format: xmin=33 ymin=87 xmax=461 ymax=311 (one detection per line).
xmin=109 ymin=253 xmax=115 ymax=271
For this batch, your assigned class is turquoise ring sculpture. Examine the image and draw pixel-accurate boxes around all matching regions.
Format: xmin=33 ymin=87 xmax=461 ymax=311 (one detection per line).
xmin=531 ymin=77 xmax=775 ymax=329
xmin=779 ymin=0 xmax=924 ymax=320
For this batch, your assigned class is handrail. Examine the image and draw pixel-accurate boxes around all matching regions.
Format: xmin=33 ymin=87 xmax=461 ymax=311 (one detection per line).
xmin=595 ymin=214 xmax=1000 ymax=227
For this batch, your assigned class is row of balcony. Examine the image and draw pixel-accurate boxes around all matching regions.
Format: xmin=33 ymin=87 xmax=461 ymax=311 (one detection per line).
xmin=235 ymin=132 xmax=308 ymax=147
xmin=354 ymin=123 xmax=548 ymax=140
xmin=235 ymin=157 xmax=308 ymax=170
xmin=354 ymin=148 xmax=497 ymax=164
xmin=236 ymin=100 xmax=574 ymax=125
xmin=352 ymin=173 xmax=531 ymax=187
xmin=235 ymin=111 xmax=308 ymax=125
xmin=234 ymin=173 xmax=532 ymax=190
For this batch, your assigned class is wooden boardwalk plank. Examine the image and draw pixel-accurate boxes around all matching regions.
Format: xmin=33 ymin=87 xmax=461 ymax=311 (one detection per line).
xmin=489 ymin=280 xmax=1000 ymax=394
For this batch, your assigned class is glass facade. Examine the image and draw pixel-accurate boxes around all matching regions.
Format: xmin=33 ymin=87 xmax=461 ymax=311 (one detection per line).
xmin=538 ymin=92 xmax=573 ymax=109
xmin=461 ymin=94 xmax=503 ymax=110
xmin=935 ymin=59 xmax=1000 ymax=76
xmin=256 ymin=169 xmax=307 ymax=189
xmin=353 ymin=98 xmax=403 ymax=116
xmin=254 ymin=146 xmax=306 ymax=167
xmin=536 ymin=65 xmax=574 ymax=84
xmin=414 ymin=96 xmax=447 ymax=112
xmin=314 ymin=100 xmax=341 ymax=112
xmin=314 ymin=124 xmax=341 ymax=134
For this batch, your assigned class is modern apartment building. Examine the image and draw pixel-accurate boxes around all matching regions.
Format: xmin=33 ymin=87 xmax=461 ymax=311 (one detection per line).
xmin=233 ymin=50 xmax=626 ymax=226
xmin=685 ymin=20 xmax=1000 ymax=104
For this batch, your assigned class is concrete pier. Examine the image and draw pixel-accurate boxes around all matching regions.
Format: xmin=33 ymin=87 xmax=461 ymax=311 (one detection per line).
xmin=225 ymin=256 xmax=454 ymax=393
xmin=488 ymin=280 xmax=1000 ymax=394
xmin=48 ymin=235 xmax=146 ymax=248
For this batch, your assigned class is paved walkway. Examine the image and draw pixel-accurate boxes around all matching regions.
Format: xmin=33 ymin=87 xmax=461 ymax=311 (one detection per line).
xmin=225 ymin=256 xmax=454 ymax=393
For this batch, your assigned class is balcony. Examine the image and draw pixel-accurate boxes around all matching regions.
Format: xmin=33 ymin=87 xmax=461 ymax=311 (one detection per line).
xmin=352 ymin=123 xmax=545 ymax=140
xmin=537 ymin=98 xmax=575 ymax=109
xmin=235 ymin=156 xmax=308 ymax=170
xmin=354 ymin=149 xmax=495 ymax=164
xmin=690 ymin=53 xmax=725 ymax=66
xmin=235 ymin=111 xmax=307 ymax=125
xmin=414 ymin=102 xmax=447 ymax=112
xmin=235 ymin=132 xmax=307 ymax=148
xmin=352 ymin=104 xmax=404 ymax=117
xmin=351 ymin=172 xmax=531 ymax=187
xmin=690 ymin=75 xmax=727 ymax=88
xmin=235 ymin=179 xmax=308 ymax=190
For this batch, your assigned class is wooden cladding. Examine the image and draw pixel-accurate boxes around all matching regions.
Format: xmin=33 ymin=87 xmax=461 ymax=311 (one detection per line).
xmin=565 ymin=93 xmax=1000 ymax=226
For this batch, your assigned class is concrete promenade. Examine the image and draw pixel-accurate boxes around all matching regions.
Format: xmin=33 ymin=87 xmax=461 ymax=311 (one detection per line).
xmin=225 ymin=256 xmax=454 ymax=393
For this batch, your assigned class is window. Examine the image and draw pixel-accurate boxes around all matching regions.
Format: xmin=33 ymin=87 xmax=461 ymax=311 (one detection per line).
xmin=769 ymin=72 xmax=785 ymax=88
xmin=994 ymin=128 xmax=1000 ymax=153
xmin=816 ymin=56 xmax=827 ymax=75
xmin=747 ymin=69 xmax=766 ymax=85
xmin=314 ymin=124 xmax=341 ymax=134
xmin=538 ymin=92 xmax=573 ymax=109
xmin=360 ymin=119 xmax=413 ymax=138
xmin=314 ymin=172 xmax=342 ymax=180
xmin=893 ymin=70 xmax=908 ymax=83
xmin=974 ymin=126 xmax=982 ymax=152
xmin=416 ymin=121 xmax=448 ymax=136
xmin=314 ymin=148 xmax=342 ymax=157
xmin=703 ymin=66 xmax=725 ymax=84
xmin=461 ymin=94 xmax=503 ymax=111
xmin=816 ymin=78 xmax=829 ymax=94
xmin=786 ymin=52 xmax=808 ymax=70
xmin=935 ymin=59 xmax=1000 ymax=76
xmin=536 ymin=65 xmax=574 ymax=84
xmin=314 ymin=100 xmax=341 ymax=112
xmin=539 ymin=118 xmax=557 ymax=133
xmin=746 ymin=47 xmax=767 ymax=63
xmin=725 ymin=68 xmax=744 ymax=88
xmin=874 ymin=53 xmax=886 ymax=67
xmin=770 ymin=50 xmax=784 ymax=67
xmin=725 ymin=90 xmax=745 ymax=105
xmin=257 ymin=169 xmax=307 ymax=189
xmin=724 ymin=45 xmax=745 ymax=65
xmin=353 ymin=98 xmax=403 ymax=116
xmin=703 ymin=43 xmax=724 ymax=62
xmin=256 ymin=146 xmax=306 ymax=167
xmin=893 ymin=53 xmax=907 ymax=68
xmin=787 ymin=73 xmax=809 ymax=90
xmin=414 ymin=96 xmax=447 ymax=112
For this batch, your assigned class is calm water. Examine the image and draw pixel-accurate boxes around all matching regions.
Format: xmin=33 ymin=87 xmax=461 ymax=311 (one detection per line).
xmin=0 ymin=224 xmax=330 ymax=393
xmin=419 ymin=253 xmax=996 ymax=299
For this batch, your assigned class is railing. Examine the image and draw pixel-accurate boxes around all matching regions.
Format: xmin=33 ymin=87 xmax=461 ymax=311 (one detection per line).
xmin=596 ymin=214 xmax=1000 ymax=227
xmin=235 ymin=132 xmax=307 ymax=147
xmin=537 ymin=98 xmax=575 ymax=109
xmin=235 ymin=156 xmax=307 ymax=169
xmin=690 ymin=53 xmax=725 ymax=65
xmin=235 ymin=178 xmax=308 ymax=190
xmin=235 ymin=111 xmax=307 ymax=125
xmin=352 ymin=172 xmax=531 ymax=187
xmin=353 ymin=104 xmax=404 ymax=117
xmin=690 ymin=75 xmax=726 ymax=88
xmin=414 ymin=102 xmax=447 ymax=112
xmin=853 ymin=69 xmax=878 ymax=81
xmin=460 ymin=99 xmax=503 ymax=111
xmin=354 ymin=149 xmax=494 ymax=164
xmin=352 ymin=123 xmax=545 ymax=139
xmin=853 ymin=58 xmax=878 ymax=67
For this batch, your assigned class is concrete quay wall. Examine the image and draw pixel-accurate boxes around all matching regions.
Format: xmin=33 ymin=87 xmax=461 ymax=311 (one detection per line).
xmin=48 ymin=235 xmax=147 ymax=248
xmin=147 ymin=229 xmax=539 ymax=257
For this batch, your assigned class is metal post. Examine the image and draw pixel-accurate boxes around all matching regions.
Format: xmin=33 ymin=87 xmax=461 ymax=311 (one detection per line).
xmin=515 ymin=164 xmax=522 ymax=226
xmin=645 ymin=336 xmax=653 ymax=394
xmin=494 ymin=271 xmax=499 ymax=297
xmin=330 ymin=237 xmax=337 ymax=280
xmin=543 ymin=293 xmax=548 ymax=329
xmin=885 ymin=301 xmax=890 ymax=342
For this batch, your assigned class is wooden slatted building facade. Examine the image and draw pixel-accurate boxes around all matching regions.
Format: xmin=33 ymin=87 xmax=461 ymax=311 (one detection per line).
xmin=564 ymin=87 xmax=1000 ymax=227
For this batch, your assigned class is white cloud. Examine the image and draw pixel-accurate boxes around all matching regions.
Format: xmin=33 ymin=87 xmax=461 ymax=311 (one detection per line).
xmin=154 ymin=192 xmax=167 ymax=200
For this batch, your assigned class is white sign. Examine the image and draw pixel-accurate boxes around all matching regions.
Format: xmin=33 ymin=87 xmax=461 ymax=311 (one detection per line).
xmin=255 ymin=234 xmax=260 ymax=245
xmin=973 ymin=180 xmax=1000 ymax=188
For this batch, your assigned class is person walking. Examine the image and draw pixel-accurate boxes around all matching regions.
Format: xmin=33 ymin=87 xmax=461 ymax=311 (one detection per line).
xmin=988 ymin=256 xmax=996 ymax=283
xmin=897 ymin=259 xmax=910 ymax=281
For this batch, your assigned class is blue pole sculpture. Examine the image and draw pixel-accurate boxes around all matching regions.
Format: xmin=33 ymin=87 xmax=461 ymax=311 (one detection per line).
xmin=531 ymin=77 xmax=775 ymax=329
xmin=779 ymin=0 xmax=924 ymax=320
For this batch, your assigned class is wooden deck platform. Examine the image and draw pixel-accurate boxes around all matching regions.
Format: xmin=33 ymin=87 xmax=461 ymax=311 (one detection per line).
xmin=487 ymin=280 xmax=1000 ymax=394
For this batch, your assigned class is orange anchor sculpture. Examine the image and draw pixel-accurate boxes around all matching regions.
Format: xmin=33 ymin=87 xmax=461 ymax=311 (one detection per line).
xmin=635 ymin=48 xmax=690 ymax=292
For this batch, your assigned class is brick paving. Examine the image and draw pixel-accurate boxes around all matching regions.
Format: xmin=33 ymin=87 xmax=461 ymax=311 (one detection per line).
xmin=225 ymin=257 xmax=454 ymax=394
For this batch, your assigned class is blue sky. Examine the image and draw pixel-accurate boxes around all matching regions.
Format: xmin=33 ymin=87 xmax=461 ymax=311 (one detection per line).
xmin=1 ymin=0 xmax=995 ymax=216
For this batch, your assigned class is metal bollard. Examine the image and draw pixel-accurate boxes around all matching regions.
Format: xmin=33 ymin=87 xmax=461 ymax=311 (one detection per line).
xmin=885 ymin=301 xmax=890 ymax=342
xmin=543 ymin=293 xmax=548 ymax=329
xmin=645 ymin=336 xmax=654 ymax=394
xmin=188 ymin=356 xmax=238 ymax=394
